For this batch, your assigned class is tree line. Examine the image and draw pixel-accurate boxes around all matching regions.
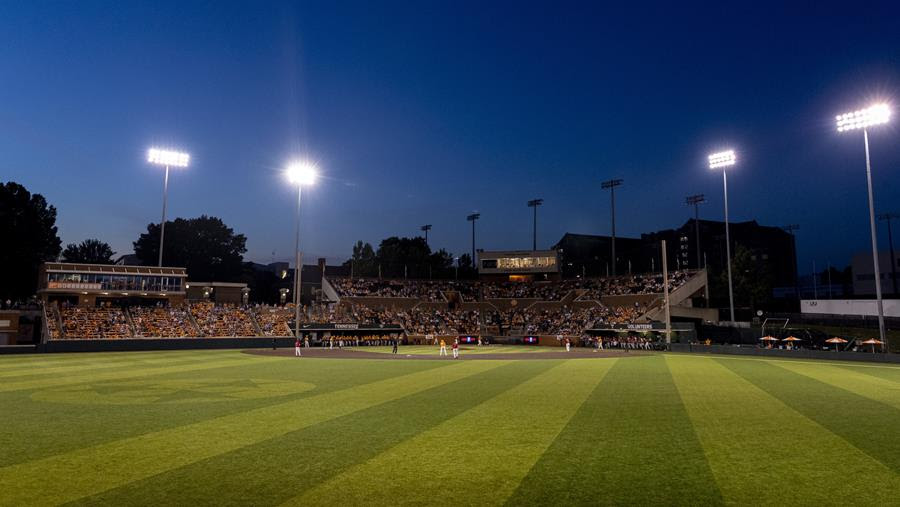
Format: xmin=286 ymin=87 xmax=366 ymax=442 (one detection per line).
xmin=0 ymin=180 xmax=476 ymax=303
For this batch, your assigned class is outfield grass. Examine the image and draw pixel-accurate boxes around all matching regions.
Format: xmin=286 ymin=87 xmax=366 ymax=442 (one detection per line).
xmin=1 ymin=350 xmax=899 ymax=505
xmin=362 ymin=344 xmax=555 ymax=355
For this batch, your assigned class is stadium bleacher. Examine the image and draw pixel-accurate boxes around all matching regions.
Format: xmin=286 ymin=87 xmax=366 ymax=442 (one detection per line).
xmin=45 ymin=271 xmax=698 ymax=340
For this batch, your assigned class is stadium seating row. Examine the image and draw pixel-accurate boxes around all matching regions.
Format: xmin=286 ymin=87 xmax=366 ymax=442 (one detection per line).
xmin=330 ymin=270 xmax=694 ymax=301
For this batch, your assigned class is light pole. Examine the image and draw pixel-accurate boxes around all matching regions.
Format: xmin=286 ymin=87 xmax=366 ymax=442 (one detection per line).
xmin=527 ymin=199 xmax=543 ymax=251
xmin=708 ymin=150 xmax=736 ymax=324
xmin=467 ymin=213 xmax=480 ymax=269
xmin=685 ymin=194 xmax=706 ymax=270
xmin=601 ymin=179 xmax=623 ymax=276
xmin=781 ymin=225 xmax=800 ymax=299
xmin=421 ymin=224 xmax=432 ymax=246
xmin=877 ymin=212 xmax=899 ymax=296
xmin=147 ymin=148 xmax=189 ymax=267
xmin=837 ymin=103 xmax=891 ymax=352
xmin=286 ymin=161 xmax=317 ymax=347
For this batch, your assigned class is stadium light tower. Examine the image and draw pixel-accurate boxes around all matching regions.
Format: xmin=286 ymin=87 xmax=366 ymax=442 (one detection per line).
xmin=147 ymin=148 xmax=190 ymax=267
xmin=286 ymin=161 xmax=318 ymax=347
xmin=708 ymin=149 xmax=736 ymax=324
xmin=837 ymin=103 xmax=891 ymax=352
xmin=467 ymin=213 xmax=480 ymax=268
xmin=421 ymin=224 xmax=432 ymax=246
xmin=685 ymin=194 xmax=706 ymax=270
xmin=601 ymin=179 xmax=623 ymax=276
xmin=527 ymin=199 xmax=543 ymax=251
xmin=877 ymin=212 xmax=899 ymax=296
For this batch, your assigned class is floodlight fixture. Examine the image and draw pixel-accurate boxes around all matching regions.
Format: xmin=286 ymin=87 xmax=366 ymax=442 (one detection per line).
xmin=286 ymin=161 xmax=318 ymax=186
xmin=147 ymin=148 xmax=190 ymax=168
xmin=708 ymin=150 xmax=736 ymax=169
xmin=836 ymin=103 xmax=890 ymax=132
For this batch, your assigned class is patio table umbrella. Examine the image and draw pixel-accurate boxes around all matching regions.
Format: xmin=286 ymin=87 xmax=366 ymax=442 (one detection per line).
xmin=760 ymin=336 xmax=778 ymax=348
xmin=782 ymin=336 xmax=802 ymax=350
xmin=825 ymin=337 xmax=848 ymax=352
xmin=860 ymin=338 xmax=884 ymax=354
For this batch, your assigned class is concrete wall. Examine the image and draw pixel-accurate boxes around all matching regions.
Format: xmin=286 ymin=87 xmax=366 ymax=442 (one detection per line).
xmin=800 ymin=299 xmax=900 ymax=318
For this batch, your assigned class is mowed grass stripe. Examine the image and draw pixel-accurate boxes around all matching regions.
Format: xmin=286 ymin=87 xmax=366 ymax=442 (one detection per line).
xmin=71 ymin=361 xmax=558 ymax=506
xmin=840 ymin=362 xmax=900 ymax=385
xmin=718 ymin=358 xmax=900 ymax=472
xmin=507 ymin=356 xmax=723 ymax=506
xmin=668 ymin=355 xmax=900 ymax=505
xmin=0 ymin=360 xmax=503 ymax=506
xmin=773 ymin=361 xmax=900 ymax=410
xmin=0 ymin=354 xmax=278 ymax=392
xmin=0 ymin=352 xmax=238 ymax=380
xmin=0 ymin=350 xmax=236 ymax=370
xmin=286 ymin=359 xmax=611 ymax=506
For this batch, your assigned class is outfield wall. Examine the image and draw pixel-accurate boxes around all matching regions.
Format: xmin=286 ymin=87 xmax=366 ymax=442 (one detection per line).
xmin=38 ymin=337 xmax=300 ymax=353
xmin=670 ymin=343 xmax=900 ymax=364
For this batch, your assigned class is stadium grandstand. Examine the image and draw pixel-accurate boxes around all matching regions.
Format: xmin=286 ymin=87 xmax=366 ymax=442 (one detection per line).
xmin=37 ymin=259 xmax=710 ymax=345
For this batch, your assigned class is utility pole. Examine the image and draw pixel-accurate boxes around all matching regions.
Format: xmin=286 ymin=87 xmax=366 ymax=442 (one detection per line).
xmin=420 ymin=224 xmax=431 ymax=246
xmin=527 ymin=199 xmax=543 ymax=251
xmin=686 ymin=194 xmax=706 ymax=270
xmin=467 ymin=213 xmax=480 ymax=270
xmin=781 ymin=225 xmax=800 ymax=299
xmin=662 ymin=240 xmax=671 ymax=344
xmin=602 ymin=179 xmax=623 ymax=276
xmin=877 ymin=213 xmax=899 ymax=295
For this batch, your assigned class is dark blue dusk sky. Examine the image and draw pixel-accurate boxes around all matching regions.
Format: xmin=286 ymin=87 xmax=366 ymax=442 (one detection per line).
xmin=2 ymin=1 xmax=900 ymax=274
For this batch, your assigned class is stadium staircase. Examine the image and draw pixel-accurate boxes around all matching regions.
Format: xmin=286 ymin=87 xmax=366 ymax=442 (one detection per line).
xmin=321 ymin=277 xmax=340 ymax=303
xmin=639 ymin=270 xmax=717 ymax=323
xmin=182 ymin=306 xmax=203 ymax=336
xmin=123 ymin=308 xmax=138 ymax=338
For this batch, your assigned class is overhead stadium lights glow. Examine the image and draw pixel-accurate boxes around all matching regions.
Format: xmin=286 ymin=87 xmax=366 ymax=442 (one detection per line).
xmin=708 ymin=150 xmax=736 ymax=169
xmin=707 ymin=148 xmax=737 ymax=324
xmin=285 ymin=159 xmax=319 ymax=352
xmin=286 ymin=161 xmax=318 ymax=186
xmin=147 ymin=148 xmax=190 ymax=168
xmin=146 ymin=146 xmax=190 ymax=267
xmin=836 ymin=102 xmax=892 ymax=352
xmin=835 ymin=103 xmax=891 ymax=132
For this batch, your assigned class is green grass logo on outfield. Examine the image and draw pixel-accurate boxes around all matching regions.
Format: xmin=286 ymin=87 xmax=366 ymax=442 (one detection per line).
xmin=30 ymin=378 xmax=316 ymax=405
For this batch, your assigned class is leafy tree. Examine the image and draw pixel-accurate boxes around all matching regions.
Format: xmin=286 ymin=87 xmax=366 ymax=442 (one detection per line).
xmin=722 ymin=245 xmax=773 ymax=310
xmin=62 ymin=239 xmax=115 ymax=264
xmin=133 ymin=215 xmax=247 ymax=281
xmin=342 ymin=240 xmax=377 ymax=277
xmin=458 ymin=253 xmax=473 ymax=270
xmin=429 ymin=248 xmax=455 ymax=278
xmin=0 ymin=182 xmax=62 ymax=301
xmin=375 ymin=236 xmax=431 ymax=278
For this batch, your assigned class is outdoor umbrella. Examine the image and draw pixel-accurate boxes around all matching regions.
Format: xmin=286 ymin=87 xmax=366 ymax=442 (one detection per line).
xmin=760 ymin=336 xmax=778 ymax=348
xmin=860 ymin=338 xmax=884 ymax=354
xmin=825 ymin=337 xmax=848 ymax=352
xmin=782 ymin=336 xmax=802 ymax=349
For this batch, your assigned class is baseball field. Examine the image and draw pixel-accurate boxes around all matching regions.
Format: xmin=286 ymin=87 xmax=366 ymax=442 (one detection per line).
xmin=1 ymin=347 xmax=899 ymax=505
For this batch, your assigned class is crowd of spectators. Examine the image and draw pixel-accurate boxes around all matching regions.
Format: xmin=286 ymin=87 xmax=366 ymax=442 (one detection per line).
xmin=330 ymin=271 xmax=693 ymax=303
xmin=190 ymin=302 xmax=257 ymax=337
xmin=57 ymin=303 xmax=133 ymax=339
xmin=577 ymin=271 xmax=690 ymax=299
xmin=131 ymin=305 xmax=197 ymax=338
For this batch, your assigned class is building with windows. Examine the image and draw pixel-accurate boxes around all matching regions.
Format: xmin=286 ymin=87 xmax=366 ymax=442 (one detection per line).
xmin=642 ymin=219 xmax=797 ymax=291
xmin=38 ymin=262 xmax=187 ymax=306
xmin=851 ymin=250 xmax=900 ymax=297
xmin=476 ymin=250 xmax=560 ymax=281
